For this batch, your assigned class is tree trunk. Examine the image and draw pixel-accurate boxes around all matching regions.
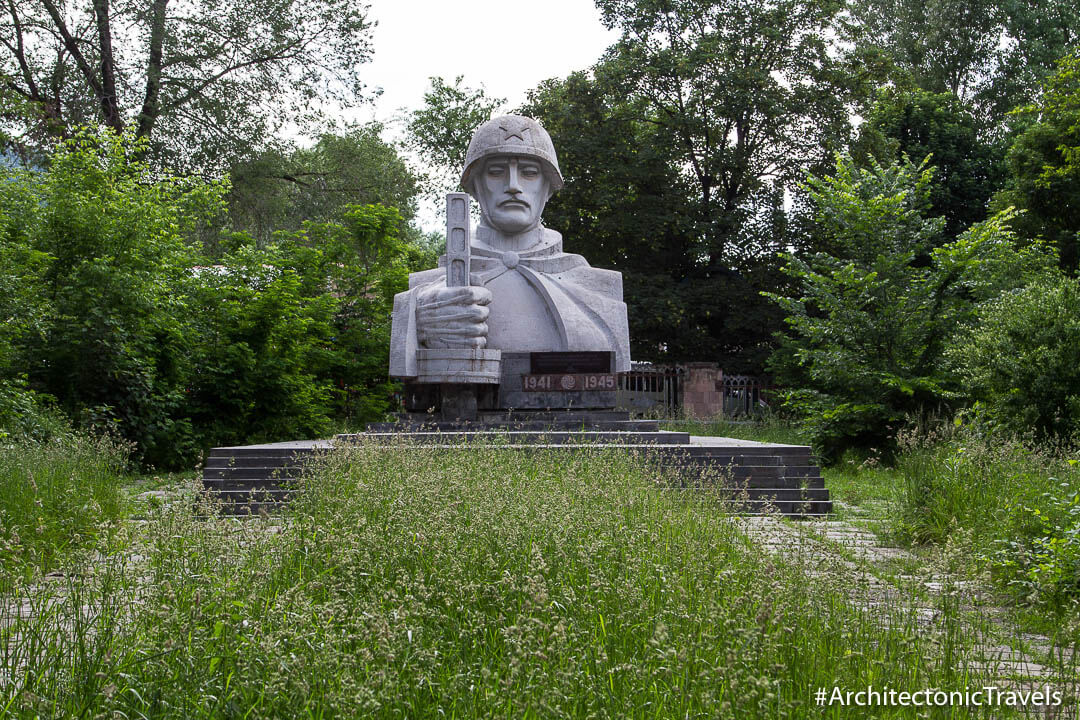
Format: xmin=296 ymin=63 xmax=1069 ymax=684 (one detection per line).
xmin=92 ymin=0 xmax=124 ymax=131
xmin=137 ymin=0 xmax=169 ymax=139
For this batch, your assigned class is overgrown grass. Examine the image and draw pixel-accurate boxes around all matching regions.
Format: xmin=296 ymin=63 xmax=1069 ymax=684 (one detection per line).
xmin=679 ymin=412 xmax=1080 ymax=620
xmin=0 ymin=442 xmax=1030 ymax=718
xmin=661 ymin=413 xmax=811 ymax=446
xmin=893 ymin=429 xmax=1080 ymax=613
xmin=0 ymin=433 xmax=129 ymax=572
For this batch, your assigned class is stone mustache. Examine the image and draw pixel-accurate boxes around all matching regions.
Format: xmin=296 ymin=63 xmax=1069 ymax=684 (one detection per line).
xmin=389 ymin=114 xmax=631 ymax=379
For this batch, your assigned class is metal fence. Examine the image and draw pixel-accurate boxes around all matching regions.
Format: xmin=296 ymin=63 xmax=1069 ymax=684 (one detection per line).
xmin=616 ymin=365 xmax=771 ymax=417
xmin=721 ymin=374 xmax=771 ymax=417
xmin=616 ymin=364 xmax=684 ymax=413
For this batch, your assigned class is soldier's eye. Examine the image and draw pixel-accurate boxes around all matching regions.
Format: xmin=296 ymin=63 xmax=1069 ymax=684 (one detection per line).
xmin=487 ymin=164 xmax=507 ymax=176
xmin=521 ymin=166 xmax=540 ymax=178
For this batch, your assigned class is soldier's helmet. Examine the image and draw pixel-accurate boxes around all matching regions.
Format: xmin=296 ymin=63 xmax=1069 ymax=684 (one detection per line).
xmin=460 ymin=114 xmax=564 ymax=193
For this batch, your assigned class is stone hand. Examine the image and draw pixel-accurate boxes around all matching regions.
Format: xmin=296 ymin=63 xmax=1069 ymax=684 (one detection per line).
xmin=416 ymin=284 xmax=493 ymax=349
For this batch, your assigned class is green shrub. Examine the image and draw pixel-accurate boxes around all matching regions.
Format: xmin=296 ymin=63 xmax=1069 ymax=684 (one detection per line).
xmin=1 ymin=130 xmax=413 ymax=468
xmin=181 ymin=244 xmax=337 ymax=450
xmin=0 ymin=379 xmax=68 ymax=442
xmin=5 ymin=128 xmax=224 ymax=468
xmin=995 ymin=484 xmax=1080 ymax=608
xmin=950 ymin=275 xmax=1080 ymax=440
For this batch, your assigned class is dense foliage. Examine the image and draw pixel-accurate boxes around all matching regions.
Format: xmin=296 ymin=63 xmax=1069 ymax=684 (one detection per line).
xmin=766 ymin=154 xmax=1054 ymax=459
xmin=0 ymin=130 xmax=417 ymax=469
xmin=950 ymin=275 xmax=1080 ymax=440
xmin=852 ymin=88 xmax=1005 ymax=238
xmin=226 ymin=125 xmax=422 ymax=248
xmin=992 ymin=49 xmax=1080 ymax=272
xmin=1 ymin=0 xmax=1079 ymax=464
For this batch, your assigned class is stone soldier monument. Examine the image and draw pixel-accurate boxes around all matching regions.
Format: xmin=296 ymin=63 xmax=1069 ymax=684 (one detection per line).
xmin=204 ymin=119 xmax=833 ymax=518
xmin=206 ymin=115 xmax=832 ymax=516
xmin=390 ymin=115 xmax=631 ymax=418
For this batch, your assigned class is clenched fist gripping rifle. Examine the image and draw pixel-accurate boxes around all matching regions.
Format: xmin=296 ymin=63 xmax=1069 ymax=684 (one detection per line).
xmin=412 ymin=193 xmax=502 ymax=420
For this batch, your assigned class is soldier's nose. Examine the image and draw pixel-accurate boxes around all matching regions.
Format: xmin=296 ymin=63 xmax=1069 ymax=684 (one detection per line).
xmin=506 ymin=161 xmax=523 ymax=193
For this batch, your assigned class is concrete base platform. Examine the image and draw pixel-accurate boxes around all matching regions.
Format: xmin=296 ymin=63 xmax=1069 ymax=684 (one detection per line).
xmin=202 ymin=431 xmax=832 ymax=517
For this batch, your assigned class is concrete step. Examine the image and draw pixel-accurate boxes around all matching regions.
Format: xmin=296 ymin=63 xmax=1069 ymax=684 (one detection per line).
xmin=202 ymin=468 xmax=305 ymax=480
xmin=204 ymin=456 xmax=311 ymax=470
xmin=389 ymin=409 xmax=635 ymax=424
xmin=366 ymin=419 xmax=658 ymax=432
xmin=201 ymin=435 xmax=832 ymax=518
xmin=204 ymin=488 xmax=296 ymax=503
xmin=341 ymin=431 xmax=690 ymax=446
xmin=204 ymin=451 xmax=317 ymax=462
xmin=211 ymin=494 xmax=832 ymax=518
xmin=203 ymin=477 xmax=301 ymax=491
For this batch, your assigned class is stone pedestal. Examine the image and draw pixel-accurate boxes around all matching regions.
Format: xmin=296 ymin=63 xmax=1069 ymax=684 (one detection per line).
xmin=402 ymin=351 xmax=620 ymax=415
xmin=414 ymin=349 xmax=501 ymax=421
xmin=497 ymin=352 xmax=617 ymax=410
xmin=415 ymin=348 xmax=501 ymax=384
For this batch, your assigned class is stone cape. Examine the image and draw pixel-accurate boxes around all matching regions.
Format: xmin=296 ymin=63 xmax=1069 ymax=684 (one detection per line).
xmin=390 ymin=225 xmax=631 ymax=378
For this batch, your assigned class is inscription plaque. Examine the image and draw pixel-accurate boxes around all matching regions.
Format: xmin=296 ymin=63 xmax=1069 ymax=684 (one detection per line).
xmin=522 ymin=373 xmax=616 ymax=392
xmin=529 ymin=351 xmax=613 ymax=375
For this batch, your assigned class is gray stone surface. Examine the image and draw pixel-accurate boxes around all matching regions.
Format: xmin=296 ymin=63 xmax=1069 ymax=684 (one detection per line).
xmin=497 ymin=352 xmax=616 ymax=409
xmin=415 ymin=348 xmax=501 ymax=384
xmin=390 ymin=115 xmax=631 ymax=382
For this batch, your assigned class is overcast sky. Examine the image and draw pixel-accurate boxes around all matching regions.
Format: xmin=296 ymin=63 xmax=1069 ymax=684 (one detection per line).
xmin=338 ymin=1 xmax=620 ymax=231
xmin=358 ymin=0 xmax=619 ymax=128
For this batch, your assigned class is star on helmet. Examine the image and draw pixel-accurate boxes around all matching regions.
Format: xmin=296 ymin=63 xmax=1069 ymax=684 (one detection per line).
xmin=498 ymin=118 xmax=533 ymax=143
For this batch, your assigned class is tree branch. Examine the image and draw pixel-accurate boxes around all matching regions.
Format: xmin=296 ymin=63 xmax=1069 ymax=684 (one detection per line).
xmin=5 ymin=0 xmax=43 ymax=101
xmin=92 ymin=0 xmax=124 ymax=130
xmin=37 ymin=0 xmax=104 ymax=97
xmin=159 ymin=36 xmax=308 ymax=116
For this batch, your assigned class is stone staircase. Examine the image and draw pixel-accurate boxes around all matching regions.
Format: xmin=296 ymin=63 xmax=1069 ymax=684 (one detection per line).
xmin=202 ymin=415 xmax=831 ymax=516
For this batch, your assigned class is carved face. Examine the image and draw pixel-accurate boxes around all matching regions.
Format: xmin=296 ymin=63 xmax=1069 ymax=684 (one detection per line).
xmin=473 ymin=156 xmax=550 ymax=234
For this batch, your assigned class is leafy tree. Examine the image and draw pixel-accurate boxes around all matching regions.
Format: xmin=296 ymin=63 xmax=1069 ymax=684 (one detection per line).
xmin=950 ymin=274 xmax=1080 ymax=440
xmin=1 ymin=128 xmax=413 ymax=467
xmin=10 ymin=128 xmax=223 ymax=465
xmin=226 ymin=125 xmax=422 ymax=249
xmin=520 ymin=68 xmax=792 ymax=370
xmin=767 ymin=154 xmax=1053 ymax=459
xmin=595 ymin=0 xmax=855 ymax=265
xmin=182 ymin=245 xmax=338 ymax=452
xmin=405 ymin=75 xmax=504 ymax=213
xmin=287 ymin=204 xmax=415 ymax=422
xmin=991 ymin=0 xmax=1080 ymax=120
xmin=846 ymin=0 xmax=1080 ymax=122
xmin=845 ymin=0 xmax=999 ymax=100
xmin=0 ymin=165 xmax=57 ymax=438
xmin=992 ymin=49 xmax=1080 ymax=272
xmin=162 ymin=203 xmax=414 ymax=460
xmin=406 ymin=76 xmax=505 ymax=181
xmin=0 ymin=0 xmax=374 ymax=169
xmin=852 ymin=88 xmax=1005 ymax=238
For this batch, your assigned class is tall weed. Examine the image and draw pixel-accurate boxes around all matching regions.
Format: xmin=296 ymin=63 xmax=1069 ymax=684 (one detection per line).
xmin=0 ymin=433 xmax=129 ymax=571
xmin=0 ymin=443 xmax=1017 ymax=717
xmin=893 ymin=427 xmax=1080 ymax=609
